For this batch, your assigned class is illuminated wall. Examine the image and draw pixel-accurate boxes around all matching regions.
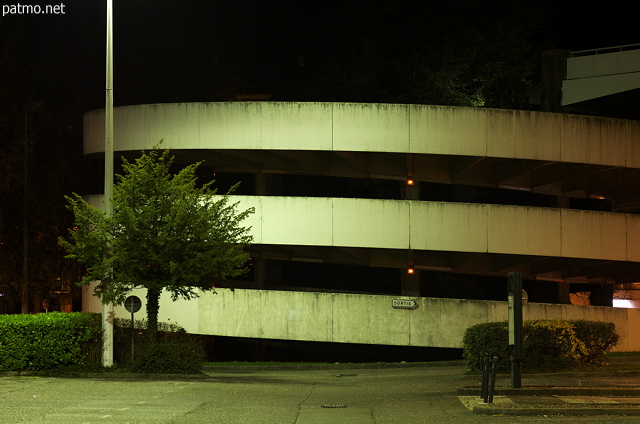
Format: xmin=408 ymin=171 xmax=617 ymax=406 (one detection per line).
xmin=82 ymin=102 xmax=640 ymax=349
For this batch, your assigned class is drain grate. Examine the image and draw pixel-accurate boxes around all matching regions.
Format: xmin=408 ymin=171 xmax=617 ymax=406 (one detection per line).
xmin=321 ymin=404 xmax=349 ymax=409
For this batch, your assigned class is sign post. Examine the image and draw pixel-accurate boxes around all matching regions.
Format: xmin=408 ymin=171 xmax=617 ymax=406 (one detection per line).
xmin=124 ymin=295 xmax=142 ymax=362
xmin=507 ymin=272 xmax=523 ymax=389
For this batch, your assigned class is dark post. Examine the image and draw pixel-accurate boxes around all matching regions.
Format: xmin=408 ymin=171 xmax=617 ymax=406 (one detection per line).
xmin=508 ymin=272 xmax=523 ymax=389
xmin=124 ymin=296 xmax=142 ymax=362
xmin=487 ymin=355 xmax=498 ymax=404
xmin=481 ymin=352 xmax=489 ymax=401
xmin=131 ymin=310 xmax=135 ymax=361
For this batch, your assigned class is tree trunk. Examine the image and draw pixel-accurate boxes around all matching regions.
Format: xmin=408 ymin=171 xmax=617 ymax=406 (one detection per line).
xmin=146 ymin=287 xmax=161 ymax=342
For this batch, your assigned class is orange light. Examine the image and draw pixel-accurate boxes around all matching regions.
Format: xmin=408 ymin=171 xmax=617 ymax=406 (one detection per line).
xmin=407 ymin=268 xmax=415 ymax=274
xmin=406 ymin=179 xmax=414 ymax=186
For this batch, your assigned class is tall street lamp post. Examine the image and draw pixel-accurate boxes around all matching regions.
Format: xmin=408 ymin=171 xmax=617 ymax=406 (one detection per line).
xmin=103 ymin=0 xmax=115 ymax=367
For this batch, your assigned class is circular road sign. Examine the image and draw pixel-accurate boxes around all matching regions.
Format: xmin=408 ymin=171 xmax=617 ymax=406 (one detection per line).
xmin=124 ymin=295 xmax=142 ymax=313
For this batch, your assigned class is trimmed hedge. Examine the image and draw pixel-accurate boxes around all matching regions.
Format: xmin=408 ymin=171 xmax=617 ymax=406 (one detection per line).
xmin=0 ymin=312 xmax=102 ymax=371
xmin=463 ymin=320 xmax=618 ymax=374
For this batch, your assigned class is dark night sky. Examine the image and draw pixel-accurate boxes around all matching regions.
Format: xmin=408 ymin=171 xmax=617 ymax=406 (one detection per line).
xmin=1 ymin=0 xmax=638 ymax=192
xmin=3 ymin=0 xmax=640 ymax=113
xmin=1 ymin=0 xmax=639 ymax=310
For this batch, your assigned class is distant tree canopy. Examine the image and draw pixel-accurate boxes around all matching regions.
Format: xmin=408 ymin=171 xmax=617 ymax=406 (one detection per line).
xmin=0 ymin=38 xmax=89 ymax=313
xmin=61 ymin=149 xmax=254 ymax=338
xmin=272 ymin=0 xmax=548 ymax=108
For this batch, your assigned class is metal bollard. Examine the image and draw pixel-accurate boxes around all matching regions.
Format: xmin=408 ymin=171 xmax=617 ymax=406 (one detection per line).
xmin=487 ymin=355 xmax=498 ymax=404
xmin=480 ymin=352 xmax=490 ymax=401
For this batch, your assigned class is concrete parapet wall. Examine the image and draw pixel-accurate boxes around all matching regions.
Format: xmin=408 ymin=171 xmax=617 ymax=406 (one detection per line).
xmin=84 ymin=193 xmax=640 ymax=264
xmin=195 ymin=289 xmax=639 ymax=351
xmin=85 ymin=194 xmax=640 ymax=263
xmin=95 ymin=287 xmax=640 ymax=351
xmin=234 ymin=196 xmax=640 ymax=262
xmin=84 ymin=102 xmax=640 ymax=168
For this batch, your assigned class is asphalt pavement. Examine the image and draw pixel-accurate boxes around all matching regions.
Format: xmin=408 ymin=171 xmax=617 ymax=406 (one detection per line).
xmin=2 ymin=361 xmax=640 ymax=423
xmin=458 ymin=368 xmax=640 ymax=417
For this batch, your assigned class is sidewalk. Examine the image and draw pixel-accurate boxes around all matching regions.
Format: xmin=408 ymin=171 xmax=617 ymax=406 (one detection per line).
xmin=458 ymin=360 xmax=640 ymax=416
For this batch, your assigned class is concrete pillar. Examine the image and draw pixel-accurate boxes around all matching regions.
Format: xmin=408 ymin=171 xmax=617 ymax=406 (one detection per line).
xmin=402 ymin=180 xmax=420 ymax=200
xmin=590 ymin=284 xmax=614 ymax=307
xmin=256 ymin=173 xmax=282 ymax=196
xmin=557 ymin=196 xmax=570 ymax=209
xmin=540 ymin=49 xmax=569 ymax=113
xmin=255 ymin=257 xmax=266 ymax=289
xmin=266 ymin=260 xmax=283 ymax=289
xmin=401 ymin=269 xmax=420 ymax=296
xmin=557 ymin=281 xmax=571 ymax=304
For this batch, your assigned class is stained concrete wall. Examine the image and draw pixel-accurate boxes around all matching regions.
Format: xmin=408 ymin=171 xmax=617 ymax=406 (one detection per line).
xmin=83 ymin=193 xmax=640 ymax=264
xmin=93 ymin=287 xmax=640 ymax=352
xmin=235 ymin=196 xmax=640 ymax=262
xmin=84 ymin=102 xmax=640 ymax=168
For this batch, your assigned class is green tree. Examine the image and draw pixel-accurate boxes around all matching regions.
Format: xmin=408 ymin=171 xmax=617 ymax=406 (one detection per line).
xmin=60 ymin=148 xmax=253 ymax=340
xmin=278 ymin=0 xmax=546 ymax=108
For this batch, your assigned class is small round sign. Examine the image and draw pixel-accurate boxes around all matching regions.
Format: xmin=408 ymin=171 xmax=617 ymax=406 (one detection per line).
xmin=124 ymin=295 xmax=142 ymax=313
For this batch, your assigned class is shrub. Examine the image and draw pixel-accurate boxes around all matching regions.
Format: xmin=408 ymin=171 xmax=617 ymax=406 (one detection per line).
xmin=572 ymin=320 xmax=619 ymax=364
xmin=522 ymin=320 xmax=587 ymax=371
xmin=113 ymin=318 xmax=205 ymax=373
xmin=462 ymin=319 xmax=618 ymax=374
xmin=129 ymin=329 xmax=205 ymax=374
xmin=462 ymin=321 xmax=510 ymax=373
xmin=0 ymin=312 xmax=102 ymax=371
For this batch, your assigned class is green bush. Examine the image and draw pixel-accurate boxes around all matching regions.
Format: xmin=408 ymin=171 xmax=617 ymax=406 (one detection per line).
xmin=0 ymin=312 xmax=102 ymax=371
xmin=112 ymin=318 xmax=205 ymax=373
xmin=461 ymin=321 xmax=510 ymax=373
xmin=462 ymin=319 xmax=618 ymax=374
xmin=522 ymin=320 xmax=587 ymax=371
xmin=572 ymin=320 xmax=619 ymax=364
xmin=129 ymin=329 xmax=205 ymax=374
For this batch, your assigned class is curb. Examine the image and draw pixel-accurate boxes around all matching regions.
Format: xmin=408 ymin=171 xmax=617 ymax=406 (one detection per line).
xmin=473 ymin=404 xmax=640 ymax=416
xmin=202 ymin=360 xmax=465 ymax=373
xmin=458 ymin=387 xmax=640 ymax=396
xmin=0 ymin=370 xmax=207 ymax=380
xmin=0 ymin=360 xmax=466 ymax=379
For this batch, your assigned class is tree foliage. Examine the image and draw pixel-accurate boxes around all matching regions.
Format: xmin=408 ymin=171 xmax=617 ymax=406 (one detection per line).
xmin=61 ymin=148 xmax=253 ymax=338
xmin=277 ymin=0 xmax=547 ymax=108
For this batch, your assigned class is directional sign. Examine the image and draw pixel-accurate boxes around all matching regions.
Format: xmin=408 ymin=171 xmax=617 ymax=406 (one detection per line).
xmin=392 ymin=299 xmax=418 ymax=309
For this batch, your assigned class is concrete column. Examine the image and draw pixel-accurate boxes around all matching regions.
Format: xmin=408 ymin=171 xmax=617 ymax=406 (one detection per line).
xmin=402 ymin=180 xmax=420 ymax=200
xmin=557 ymin=281 xmax=571 ymax=304
xmin=540 ymin=49 xmax=569 ymax=113
xmin=266 ymin=260 xmax=283 ymax=289
xmin=590 ymin=284 xmax=614 ymax=307
xmin=256 ymin=173 xmax=282 ymax=196
xmin=254 ymin=257 xmax=266 ymax=289
xmin=401 ymin=269 xmax=420 ymax=296
xmin=557 ymin=196 xmax=570 ymax=209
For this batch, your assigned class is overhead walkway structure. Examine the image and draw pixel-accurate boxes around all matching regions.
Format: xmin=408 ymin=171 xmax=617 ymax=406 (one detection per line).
xmin=541 ymin=44 xmax=640 ymax=118
xmin=564 ymin=44 xmax=640 ymax=106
